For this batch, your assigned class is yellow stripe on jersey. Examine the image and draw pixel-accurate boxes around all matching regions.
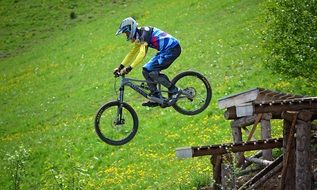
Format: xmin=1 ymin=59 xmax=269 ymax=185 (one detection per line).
xmin=121 ymin=42 xmax=148 ymax=68
xmin=121 ymin=43 xmax=140 ymax=66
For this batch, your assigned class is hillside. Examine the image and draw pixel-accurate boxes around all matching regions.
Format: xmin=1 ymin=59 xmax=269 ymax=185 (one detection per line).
xmin=0 ymin=0 xmax=290 ymax=189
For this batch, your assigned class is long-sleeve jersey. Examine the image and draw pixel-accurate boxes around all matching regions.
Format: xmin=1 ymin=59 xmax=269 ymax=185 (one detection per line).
xmin=121 ymin=27 xmax=179 ymax=68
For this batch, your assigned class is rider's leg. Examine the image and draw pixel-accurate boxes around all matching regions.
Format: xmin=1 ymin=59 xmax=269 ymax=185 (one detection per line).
xmin=150 ymin=44 xmax=182 ymax=95
xmin=142 ymin=68 xmax=160 ymax=96
xmin=148 ymin=71 xmax=177 ymax=94
xmin=141 ymin=68 xmax=160 ymax=107
xmin=142 ymin=44 xmax=181 ymax=106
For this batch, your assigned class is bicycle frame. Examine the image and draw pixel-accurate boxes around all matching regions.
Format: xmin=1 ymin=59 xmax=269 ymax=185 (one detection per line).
xmin=117 ymin=75 xmax=166 ymax=105
xmin=114 ymin=75 xmax=163 ymax=124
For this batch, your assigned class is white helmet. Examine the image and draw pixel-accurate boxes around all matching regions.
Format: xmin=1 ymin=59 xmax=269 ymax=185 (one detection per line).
xmin=115 ymin=17 xmax=138 ymax=41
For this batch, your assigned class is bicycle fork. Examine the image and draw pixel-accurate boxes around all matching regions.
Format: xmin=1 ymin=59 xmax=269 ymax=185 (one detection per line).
xmin=115 ymin=85 xmax=125 ymax=125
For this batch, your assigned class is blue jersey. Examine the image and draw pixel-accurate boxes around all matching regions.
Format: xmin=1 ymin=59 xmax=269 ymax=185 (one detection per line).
xmin=138 ymin=27 xmax=179 ymax=51
xmin=136 ymin=27 xmax=181 ymax=71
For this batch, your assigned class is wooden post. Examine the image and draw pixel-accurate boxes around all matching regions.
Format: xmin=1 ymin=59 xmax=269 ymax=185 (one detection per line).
xmin=280 ymin=111 xmax=296 ymax=190
xmin=260 ymin=113 xmax=273 ymax=161
xmin=211 ymin=155 xmax=222 ymax=190
xmin=231 ymin=121 xmax=245 ymax=167
xmin=296 ymin=111 xmax=312 ymax=190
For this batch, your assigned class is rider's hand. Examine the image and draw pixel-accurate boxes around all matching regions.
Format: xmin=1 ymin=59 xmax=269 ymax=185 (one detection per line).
xmin=121 ymin=66 xmax=132 ymax=75
xmin=113 ymin=64 xmax=124 ymax=77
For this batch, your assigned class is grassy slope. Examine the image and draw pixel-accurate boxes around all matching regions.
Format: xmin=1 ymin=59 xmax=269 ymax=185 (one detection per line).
xmin=0 ymin=0 xmax=290 ymax=189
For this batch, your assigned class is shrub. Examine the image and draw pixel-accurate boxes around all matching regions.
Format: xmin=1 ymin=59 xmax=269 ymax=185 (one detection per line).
xmin=262 ymin=0 xmax=317 ymax=88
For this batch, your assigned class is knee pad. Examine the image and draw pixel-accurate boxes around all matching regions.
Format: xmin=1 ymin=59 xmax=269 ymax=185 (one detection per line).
xmin=149 ymin=71 xmax=172 ymax=88
xmin=149 ymin=71 xmax=160 ymax=82
xmin=142 ymin=68 xmax=151 ymax=80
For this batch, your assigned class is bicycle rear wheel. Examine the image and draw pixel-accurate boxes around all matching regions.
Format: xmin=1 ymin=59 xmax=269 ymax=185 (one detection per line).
xmin=170 ymin=71 xmax=212 ymax=115
xmin=95 ymin=101 xmax=138 ymax=145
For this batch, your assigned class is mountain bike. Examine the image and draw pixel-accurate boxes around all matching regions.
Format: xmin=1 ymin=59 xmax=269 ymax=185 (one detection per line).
xmin=95 ymin=70 xmax=212 ymax=145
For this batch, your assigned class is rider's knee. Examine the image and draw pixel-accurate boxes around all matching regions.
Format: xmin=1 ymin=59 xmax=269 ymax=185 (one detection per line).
xmin=142 ymin=68 xmax=151 ymax=79
xmin=149 ymin=71 xmax=160 ymax=81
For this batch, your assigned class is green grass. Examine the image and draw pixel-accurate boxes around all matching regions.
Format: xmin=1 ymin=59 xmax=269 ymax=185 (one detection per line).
xmin=0 ymin=0 xmax=309 ymax=189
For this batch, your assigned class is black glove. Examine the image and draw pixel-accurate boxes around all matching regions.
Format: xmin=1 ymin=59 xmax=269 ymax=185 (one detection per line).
xmin=121 ymin=66 xmax=132 ymax=75
xmin=113 ymin=64 xmax=125 ymax=76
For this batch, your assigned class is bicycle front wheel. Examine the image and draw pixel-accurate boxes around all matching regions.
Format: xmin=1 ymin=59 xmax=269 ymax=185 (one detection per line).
xmin=94 ymin=101 xmax=138 ymax=145
xmin=171 ymin=71 xmax=212 ymax=115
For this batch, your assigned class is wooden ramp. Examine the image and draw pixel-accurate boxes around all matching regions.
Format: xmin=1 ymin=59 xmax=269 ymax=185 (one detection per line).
xmin=176 ymin=88 xmax=317 ymax=190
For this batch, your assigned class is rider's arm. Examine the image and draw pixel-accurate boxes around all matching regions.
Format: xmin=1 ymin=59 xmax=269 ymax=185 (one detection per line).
xmin=130 ymin=43 xmax=148 ymax=68
xmin=121 ymin=43 xmax=141 ymax=66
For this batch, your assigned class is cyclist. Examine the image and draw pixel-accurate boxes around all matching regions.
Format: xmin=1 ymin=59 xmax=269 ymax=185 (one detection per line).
xmin=113 ymin=17 xmax=182 ymax=107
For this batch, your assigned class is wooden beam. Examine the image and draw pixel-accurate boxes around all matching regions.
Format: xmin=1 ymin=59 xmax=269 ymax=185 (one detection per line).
xmin=224 ymin=107 xmax=237 ymax=120
xmin=255 ymin=101 xmax=317 ymax=115
xmin=175 ymin=138 xmax=283 ymax=158
xmin=245 ymin=157 xmax=273 ymax=166
xmin=282 ymin=110 xmax=313 ymax=122
xmin=225 ymin=107 xmax=282 ymax=120
xmin=231 ymin=115 xmax=256 ymax=128
xmin=242 ymin=151 xmax=262 ymax=169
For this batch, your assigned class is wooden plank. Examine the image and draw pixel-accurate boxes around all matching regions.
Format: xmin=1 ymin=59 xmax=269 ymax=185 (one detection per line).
xmin=218 ymin=88 xmax=260 ymax=109
xmin=175 ymin=147 xmax=193 ymax=158
xmin=236 ymin=103 xmax=254 ymax=117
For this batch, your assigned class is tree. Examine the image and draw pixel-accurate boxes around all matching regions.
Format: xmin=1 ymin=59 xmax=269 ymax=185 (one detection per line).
xmin=262 ymin=0 xmax=317 ymax=88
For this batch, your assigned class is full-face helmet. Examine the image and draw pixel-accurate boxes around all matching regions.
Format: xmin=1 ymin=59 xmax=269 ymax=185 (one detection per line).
xmin=115 ymin=17 xmax=138 ymax=41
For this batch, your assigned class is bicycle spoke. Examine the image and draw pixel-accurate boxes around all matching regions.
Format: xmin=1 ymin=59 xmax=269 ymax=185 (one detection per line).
xmin=99 ymin=106 xmax=134 ymax=142
xmin=175 ymin=76 xmax=208 ymax=111
xmin=171 ymin=71 xmax=212 ymax=115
